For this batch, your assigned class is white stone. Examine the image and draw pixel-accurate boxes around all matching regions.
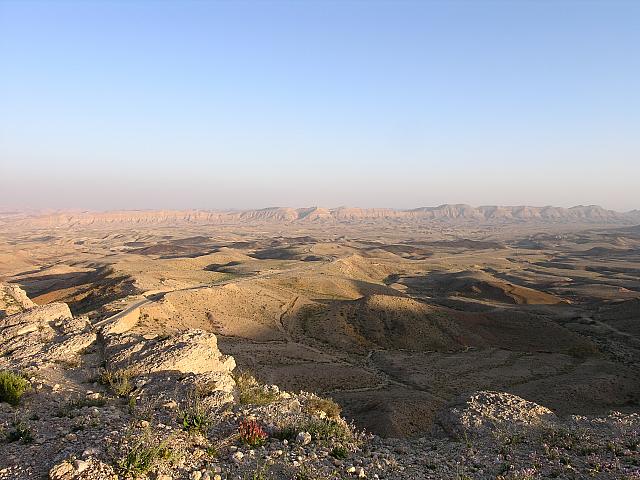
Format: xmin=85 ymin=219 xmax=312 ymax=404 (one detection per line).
xmin=231 ymin=451 xmax=244 ymax=464
xmin=296 ymin=431 xmax=312 ymax=445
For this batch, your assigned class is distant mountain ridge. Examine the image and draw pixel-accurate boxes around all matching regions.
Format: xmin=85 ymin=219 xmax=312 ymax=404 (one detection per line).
xmin=2 ymin=204 xmax=639 ymax=228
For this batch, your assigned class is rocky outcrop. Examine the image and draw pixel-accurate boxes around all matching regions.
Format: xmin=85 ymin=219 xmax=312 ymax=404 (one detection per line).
xmin=104 ymin=329 xmax=235 ymax=375
xmin=97 ymin=306 xmax=141 ymax=335
xmin=0 ymin=302 xmax=96 ymax=369
xmin=0 ymin=302 xmax=71 ymax=338
xmin=436 ymin=391 xmax=556 ymax=438
xmin=0 ymin=283 xmax=35 ymax=318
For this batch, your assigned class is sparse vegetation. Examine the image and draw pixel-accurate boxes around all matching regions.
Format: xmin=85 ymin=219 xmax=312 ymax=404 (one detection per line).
xmin=55 ymin=357 xmax=81 ymax=369
xmin=116 ymin=429 xmax=177 ymax=478
xmin=100 ymin=368 xmax=134 ymax=397
xmin=128 ymin=395 xmax=137 ymax=415
xmin=567 ymin=343 xmax=600 ymax=359
xmin=538 ymin=425 xmax=582 ymax=451
xmin=56 ymin=395 xmax=106 ymax=417
xmin=303 ymin=418 xmax=352 ymax=443
xmin=179 ymin=390 xmax=211 ymax=433
xmin=0 ymin=370 xmax=30 ymax=406
xmin=304 ymin=395 xmax=341 ymax=419
xmin=244 ymin=461 xmax=270 ymax=480
xmin=234 ymin=371 xmax=279 ymax=405
xmin=238 ymin=419 xmax=268 ymax=447
xmin=293 ymin=466 xmax=317 ymax=480
xmin=272 ymin=424 xmax=298 ymax=441
xmin=5 ymin=418 xmax=33 ymax=444
xmin=330 ymin=444 xmax=349 ymax=459
xmin=493 ymin=427 xmax=526 ymax=455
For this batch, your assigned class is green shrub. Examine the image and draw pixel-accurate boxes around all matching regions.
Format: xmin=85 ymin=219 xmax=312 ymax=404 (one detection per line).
xmin=539 ymin=425 xmax=582 ymax=451
xmin=180 ymin=392 xmax=211 ymax=434
xmin=272 ymin=425 xmax=298 ymax=441
xmin=304 ymin=396 xmax=341 ymax=419
xmin=117 ymin=432 xmax=176 ymax=478
xmin=5 ymin=419 xmax=33 ymax=444
xmin=233 ymin=371 xmax=278 ymax=405
xmin=272 ymin=417 xmax=352 ymax=445
xmin=244 ymin=461 xmax=270 ymax=480
xmin=330 ymin=445 xmax=349 ymax=459
xmin=0 ymin=370 xmax=30 ymax=406
xmin=100 ymin=369 xmax=134 ymax=397
xmin=303 ymin=418 xmax=351 ymax=443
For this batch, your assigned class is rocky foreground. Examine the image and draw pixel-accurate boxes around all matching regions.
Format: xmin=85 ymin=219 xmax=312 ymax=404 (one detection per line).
xmin=1 ymin=286 xmax=639 ymax=479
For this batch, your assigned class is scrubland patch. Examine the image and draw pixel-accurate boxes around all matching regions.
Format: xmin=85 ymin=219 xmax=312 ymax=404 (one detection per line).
xmin=0 ymin=370 xmax=30 ymax=406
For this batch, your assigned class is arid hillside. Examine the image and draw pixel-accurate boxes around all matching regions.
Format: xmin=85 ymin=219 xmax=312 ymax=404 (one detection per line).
xmin=0 ymin=212 xmax=639 ymax=478
xmin=1 ymin=212 xmax=638 ymax=436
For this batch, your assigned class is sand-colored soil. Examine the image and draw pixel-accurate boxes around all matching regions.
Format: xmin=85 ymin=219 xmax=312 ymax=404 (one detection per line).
xmin=1 ymin=214 xmax=638 ymax=437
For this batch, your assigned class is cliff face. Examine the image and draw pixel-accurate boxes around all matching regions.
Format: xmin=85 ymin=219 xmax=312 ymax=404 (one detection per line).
xmin=2 ymin=204 xmax=636 ymax=228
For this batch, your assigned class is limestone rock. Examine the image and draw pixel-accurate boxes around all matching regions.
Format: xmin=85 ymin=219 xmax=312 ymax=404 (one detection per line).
xmin=44 ymin=332 xmax=97 ymax=362
xmin=0 ymin=302 xmax=71 ymax=339
xmin=296 ymin=431 xmax=312 ymax=445
xmin=98 ymin=306 xmax=141 ymax=335
xmin=105 ymin=329 xmax=235 ymax=375
xmin=48 ymin=460 xmax=74 ymax=480
xmin=436 ymin=390 xmax=556 ymax=438
xmin=0 ymin=283 xmax=35 ymax=318
xmin=0 ymin=302 xmax=77 ymax=367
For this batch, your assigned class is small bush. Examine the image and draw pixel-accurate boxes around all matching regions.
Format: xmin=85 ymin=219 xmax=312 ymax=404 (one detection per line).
xmin=234 ymin=371 xmax=278 ymax=405
xmin=539 ymin=425 xmax=582 ymax=451
xmin=304 ymin=396 xmax=341 ymax=419
xmin=244 ymin=461 xmax=270 ymax=480
xmin=271 ymin=417 xmax=353 ymax=445
xmin=100 ymin=369 xmax=134 ymax=397
xmin=238 ymin=419 xmax=268 ymax=447
xmin=117 ymin=431 xmax=176 ymax=478
xmin=5 ymin=419 xmax=33 ymax=444
xmin=55 ymin=357 xmax=81 ymax=369
xmin=0 ymin=370 xmax=30 ymax=406
xmin=128 ymin=395 xmax=138 ymax=415
xmin=294 ymin=468 xmax=315 ymax=480
xmin=303 ymin=418 xmax=351 ymax=443
xmin=493 ymin=427 xmax=526 ymax=455
xmin=206 ymin=446 xmax=218 ymax=458
xmin=330 ymin=445 xmax=349 ymax=459
xmin=272 ymin=425 xmax=298 ymax=441
xmin=180 ymin=392 xmax=211 ymax=434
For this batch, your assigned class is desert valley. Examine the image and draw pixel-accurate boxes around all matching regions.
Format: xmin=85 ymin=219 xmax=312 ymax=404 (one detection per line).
xmin=1 ymin=205 xmax=639 ymax=479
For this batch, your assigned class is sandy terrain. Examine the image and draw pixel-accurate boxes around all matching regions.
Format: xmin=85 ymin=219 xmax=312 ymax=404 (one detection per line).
xmin=1 ymin=209 xmax=638 ymax=437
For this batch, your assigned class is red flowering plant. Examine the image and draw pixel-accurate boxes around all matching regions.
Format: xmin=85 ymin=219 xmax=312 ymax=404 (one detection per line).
xmin=238 ymin=419 xmax=268 ymax=447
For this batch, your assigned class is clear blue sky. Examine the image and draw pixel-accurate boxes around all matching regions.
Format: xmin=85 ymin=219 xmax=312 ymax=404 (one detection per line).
xmin=1 ymin=1 xmax=638 ymax=211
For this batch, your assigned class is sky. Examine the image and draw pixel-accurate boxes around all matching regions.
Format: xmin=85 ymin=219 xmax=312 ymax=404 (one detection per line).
xmin=1 ymin=1 xmax=638 ymax=211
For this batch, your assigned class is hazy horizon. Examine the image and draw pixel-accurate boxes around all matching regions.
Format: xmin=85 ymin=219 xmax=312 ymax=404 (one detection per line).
xmin=1 ymin=1 xmax=639 ymax=211
xmin=2 ymin=202 xmax=638 ymax=216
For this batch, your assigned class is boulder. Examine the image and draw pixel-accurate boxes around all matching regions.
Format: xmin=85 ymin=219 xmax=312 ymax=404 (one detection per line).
xmin=436 ymin=390 xmax=556 ymax=438
xmin=105 ymin=329 xmax=235 ymax=375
